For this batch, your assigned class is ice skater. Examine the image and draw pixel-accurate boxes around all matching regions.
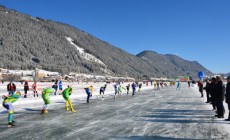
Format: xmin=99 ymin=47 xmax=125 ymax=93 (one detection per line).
xmin=2 ymin=91 xmax=21 ymax=127
xmin=138 ymin=83 xmax=142 ymax=92
xmin=176 ymin=80 xmax=181 ymax=91
xmin=58 ymin=79 xmax=63 ymax=95
xmin=52 ymin=79 xmax=58 ymax=95
xmin=114 ymin=83 xmax=118 ymax=99
xmin=126 ymin=84 xmax=130 ymax=95
xmin=41 ymin=87 xmax=55 ymax=114
xmin=132 ymin=82 xmax=137 ymax=96
xmin=156 ymin=82 xmax=161 ymax=90
xmin=62 ymin=86 xmax=76 ymax=112
xmin=118 ymin=84 xmax=126 ymax=97
xmin=84 ymin=86 xmax=93 ymax=103
xmin=100 ymin=84 xmax=106 ymax=99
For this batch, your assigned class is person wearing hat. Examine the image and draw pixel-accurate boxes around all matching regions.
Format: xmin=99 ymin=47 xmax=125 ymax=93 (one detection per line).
xmin=225 ymin=76 xmax=230 ymax=121
xmin=62 ymin=86 xmax=76 ymax=112
xmin=2 ymin=91 xmax=21 ymax=127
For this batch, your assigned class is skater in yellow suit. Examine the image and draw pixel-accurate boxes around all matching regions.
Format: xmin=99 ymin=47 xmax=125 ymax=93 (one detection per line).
xmin=62 ymin=86 xmax=76 ymax=112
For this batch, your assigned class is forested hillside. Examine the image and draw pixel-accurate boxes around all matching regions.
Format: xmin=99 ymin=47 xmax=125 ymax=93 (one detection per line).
xmin=0 ymin=5 xmax=213 ymax=79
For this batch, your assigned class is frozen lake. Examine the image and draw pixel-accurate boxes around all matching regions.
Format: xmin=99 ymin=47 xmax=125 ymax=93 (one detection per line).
xmin=0 ymin=83 xmax=230 ymax=140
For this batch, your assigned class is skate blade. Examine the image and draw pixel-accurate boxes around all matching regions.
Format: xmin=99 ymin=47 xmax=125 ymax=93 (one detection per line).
xmin=8 ymin=125 xmax=15 ymax=128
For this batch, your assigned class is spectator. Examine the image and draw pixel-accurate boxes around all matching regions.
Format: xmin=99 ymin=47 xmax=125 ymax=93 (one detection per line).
xmin=187 ymin=80 xmax=191 ymax=88
xmin=197 ymin=80 xmax=204 ymax=97
xmin=24 ymin=81 xmax=29 ymax=98
xmin=210 ymin=77 xmax=216 ymax=111
xmin=7 ymin=80 xmax=16 ymax=96
xmin=225 ymin=76 xmax=230 ymax=121
xmin=32 ymin=82 xmax=38 ymax=97
xmin=205 ymin=79 xmax=211 ymax=103
xmin=214 ymin=76 xmax=225 ymax=118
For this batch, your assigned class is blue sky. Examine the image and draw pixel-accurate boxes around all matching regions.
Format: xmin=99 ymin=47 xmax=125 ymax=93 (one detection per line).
xmin=1 ymin=0 xmax=230 ymax=74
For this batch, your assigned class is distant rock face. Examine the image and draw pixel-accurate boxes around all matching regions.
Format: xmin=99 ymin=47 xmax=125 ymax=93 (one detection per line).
xmin=136 ymin=51 xmax=213 ymax=79
xmin=226 ymin=73 xmax=230 ymax=76
xmin=0 ymin=5 xmax=213 ymax=79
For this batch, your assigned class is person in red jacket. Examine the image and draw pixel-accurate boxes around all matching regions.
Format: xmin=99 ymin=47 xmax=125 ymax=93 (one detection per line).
xmin=32 ymin=82 xmax=38 ymax=97
xmin=7 ymin=80 xmax=16 ymax=96
xmin=197 ymin=80 xmax=203 ymax=97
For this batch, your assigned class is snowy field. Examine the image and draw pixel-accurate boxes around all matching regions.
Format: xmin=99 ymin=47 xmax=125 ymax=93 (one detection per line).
xmin=0 ymin=83 xmax=230 ymax=140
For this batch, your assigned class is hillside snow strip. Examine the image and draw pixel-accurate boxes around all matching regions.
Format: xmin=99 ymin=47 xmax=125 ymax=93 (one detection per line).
xmin=66 ymin=37 xmax=106 ymax=66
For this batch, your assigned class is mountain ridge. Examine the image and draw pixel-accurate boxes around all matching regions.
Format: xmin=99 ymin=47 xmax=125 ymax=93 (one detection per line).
xmin=136 ymin=51 xmax=213 ymax=78
xmin=0 ymin=5 xmax=213 ymax=79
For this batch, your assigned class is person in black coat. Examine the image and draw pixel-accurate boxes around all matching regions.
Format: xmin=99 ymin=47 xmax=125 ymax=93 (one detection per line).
xmin=24 ymin=81 xmax=29 ymax=98
xmin=209 ymin=77 xmax=216 ymax=111
xmin=126 ymin=84 xmax=130 ymax=95
xmin=205 ymin=79 xmax=211 ymax=103
xmin=225 ymin=76 xmax=230 ymax=121
xmin=99 ymin=84 xmax=107 ymax=98
xmin=214 ymin=76 xmax=225 ymax=118
xmin=52 ymin=80 xmax=58 ymax=95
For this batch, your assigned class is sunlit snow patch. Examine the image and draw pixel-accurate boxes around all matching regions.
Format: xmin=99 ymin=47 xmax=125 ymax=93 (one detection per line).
xmin=66 ymin=37 xmax=106 ymax=66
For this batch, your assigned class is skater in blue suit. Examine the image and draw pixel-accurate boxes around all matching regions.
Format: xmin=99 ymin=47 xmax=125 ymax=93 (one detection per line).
xmin=132 ymin=83 xmax=137 ymax=96
xmin=84 ymin=86 xmax=92 ymax=103
xmin=176 ymin=80 xmax=181 ymax=90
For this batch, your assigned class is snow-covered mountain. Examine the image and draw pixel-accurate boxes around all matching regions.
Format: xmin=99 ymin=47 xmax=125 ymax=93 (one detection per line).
xmin=225 ymin=72 xmax=230 ymax=76
xmin=0 ymin=5 xmax=213 ymax=79
xmin=136 ymin=51 xmax=213 ymax=78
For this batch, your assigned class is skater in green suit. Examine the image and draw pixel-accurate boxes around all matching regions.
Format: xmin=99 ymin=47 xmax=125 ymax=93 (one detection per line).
xmin=2 ymin=91 xmax=21 ymax=127
xmin=62 ymin=86 xmax=76 ymax=112
xmin=41 ymin=87 xmax=54 ymax=114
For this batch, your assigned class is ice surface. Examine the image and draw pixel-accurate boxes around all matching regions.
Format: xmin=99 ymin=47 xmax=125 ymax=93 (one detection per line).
xmin=0 ymin=83 xmax=230 ymax=140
